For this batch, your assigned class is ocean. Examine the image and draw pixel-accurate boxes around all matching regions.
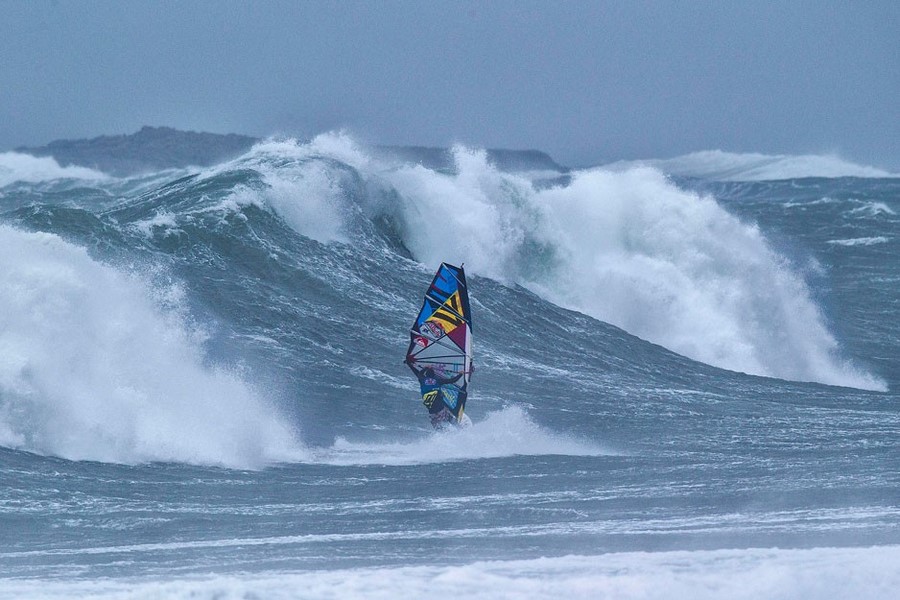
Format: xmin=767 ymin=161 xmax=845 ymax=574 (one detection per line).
xmin=1 ymin=135 xmax=898 ymax=598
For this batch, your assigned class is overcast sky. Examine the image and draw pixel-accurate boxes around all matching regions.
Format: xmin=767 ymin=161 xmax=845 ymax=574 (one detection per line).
xmin=2 ymin=0 xmax=898 ymax=168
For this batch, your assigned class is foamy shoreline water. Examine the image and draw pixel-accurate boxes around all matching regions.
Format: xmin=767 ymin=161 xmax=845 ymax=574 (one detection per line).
xmin=2 ymin=545 xmax=898 ymax=600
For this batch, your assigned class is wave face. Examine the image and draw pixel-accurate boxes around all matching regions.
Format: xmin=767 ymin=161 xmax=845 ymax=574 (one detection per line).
xmin=1 ymin=135 xmax=898 ymax=590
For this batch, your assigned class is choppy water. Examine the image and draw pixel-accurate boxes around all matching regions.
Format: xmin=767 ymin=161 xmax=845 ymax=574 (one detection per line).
xmin=0 ymin=137 xmax=898 ymax=598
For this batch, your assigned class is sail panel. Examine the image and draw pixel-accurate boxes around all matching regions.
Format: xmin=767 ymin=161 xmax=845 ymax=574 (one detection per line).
xmin=406 ymin=263 xmax=474 ymax=417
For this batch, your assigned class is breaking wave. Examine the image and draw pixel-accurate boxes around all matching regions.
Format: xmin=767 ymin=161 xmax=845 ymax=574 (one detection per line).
xmin=0 ymin=225 xmax=304 ymax=467
xmin=227 ymin=134 xmax=885 ymax=390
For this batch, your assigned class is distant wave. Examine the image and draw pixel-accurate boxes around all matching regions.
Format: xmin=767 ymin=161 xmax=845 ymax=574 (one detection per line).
xmin=827 ymin=236 xmax=890 ymax=247
xmin=605 ymin=150 xmax=898 ymax=181
xmin=0 ymin=152 xmax=109 ymax=187
xmin=0 ymin=226 xmax=304 ymax=467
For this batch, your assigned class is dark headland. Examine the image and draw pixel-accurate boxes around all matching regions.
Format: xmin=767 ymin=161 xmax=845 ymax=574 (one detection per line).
xmin=15 ymin=126 xmax=259 ymax=177
xmin=15 ymin=127 xmax=568 ymax=177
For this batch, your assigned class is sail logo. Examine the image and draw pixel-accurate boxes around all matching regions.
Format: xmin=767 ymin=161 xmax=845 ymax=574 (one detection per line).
xmin=441 ymin=386 xmax=459 ymax=409
xmin=422 ymin=390 xmax=438 ymax=409
xmin=421 ymin=321 xmax=444 ymax=340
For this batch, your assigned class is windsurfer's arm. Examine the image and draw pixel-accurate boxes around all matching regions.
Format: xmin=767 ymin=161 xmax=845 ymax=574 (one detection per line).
xmin=441 ymin=373 xmax=463 ymax=385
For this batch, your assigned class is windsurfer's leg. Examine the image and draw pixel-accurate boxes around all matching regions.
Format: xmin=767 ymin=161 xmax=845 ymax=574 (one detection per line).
xmin=429 ymin=407 xmax=452 ymax=429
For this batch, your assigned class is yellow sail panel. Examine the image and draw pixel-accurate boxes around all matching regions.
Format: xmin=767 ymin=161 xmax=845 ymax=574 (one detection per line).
xmin=427 ymin=291 xmax=465 ymax=333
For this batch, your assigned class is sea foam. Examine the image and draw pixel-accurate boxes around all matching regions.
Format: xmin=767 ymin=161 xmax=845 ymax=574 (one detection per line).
xmin=1 ymin=545 xmax=898 ymax=600
xmin=311 ymin=406 xmax=609 ymax=466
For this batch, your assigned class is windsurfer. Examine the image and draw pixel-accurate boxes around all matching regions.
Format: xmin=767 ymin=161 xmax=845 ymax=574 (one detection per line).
xmin=405 ymin=263 xmax=475 ymax=429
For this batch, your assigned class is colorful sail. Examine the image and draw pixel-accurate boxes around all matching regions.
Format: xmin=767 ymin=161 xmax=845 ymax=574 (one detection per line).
xmin=405 ymin=263 xmax=473 ymax=423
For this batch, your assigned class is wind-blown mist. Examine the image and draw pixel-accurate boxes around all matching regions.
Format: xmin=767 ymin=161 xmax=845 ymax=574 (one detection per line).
xmin=0 ymin=226 xmax=303 ymax=467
